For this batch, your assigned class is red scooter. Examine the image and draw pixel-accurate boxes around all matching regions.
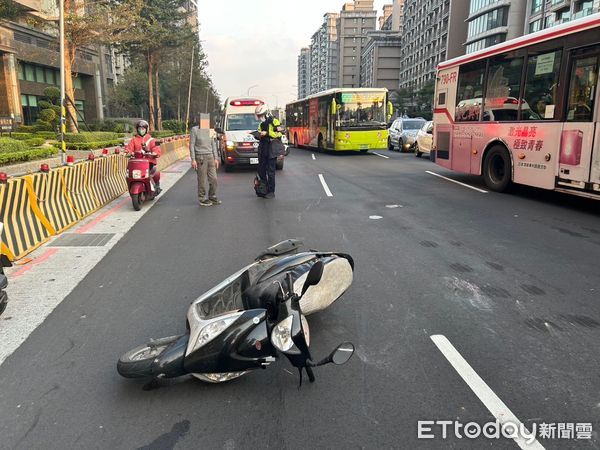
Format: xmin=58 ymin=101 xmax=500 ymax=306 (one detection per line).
xmin=125 ymin=143 xmax=161 ymax=211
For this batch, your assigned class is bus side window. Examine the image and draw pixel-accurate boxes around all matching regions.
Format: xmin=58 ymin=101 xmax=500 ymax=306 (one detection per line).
xmin=566 ymin=53 xmax=599 ymax=123
xmin=522 ymin=49 xmax=562 ymax=120
xmin=484 ymin=54 xmax=524 ymax=122
xmin=455 ymin=61 xmax=486 ymax=122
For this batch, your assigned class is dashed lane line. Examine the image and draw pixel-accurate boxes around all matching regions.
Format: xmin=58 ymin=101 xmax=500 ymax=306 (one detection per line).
xmin=318 ymin=174 xmax=333 ymax=197
xmin=373 ymin=152 xmax=390 ymax=159
xmin=426 ymin=171 xmax=488 ymax=193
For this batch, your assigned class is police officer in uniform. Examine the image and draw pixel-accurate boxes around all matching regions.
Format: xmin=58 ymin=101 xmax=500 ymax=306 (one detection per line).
xmin=255 ymin=104 xmax=281 ymax=199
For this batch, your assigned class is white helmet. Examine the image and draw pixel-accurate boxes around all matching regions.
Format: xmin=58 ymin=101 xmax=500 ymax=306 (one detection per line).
xmin=255 ymin=104 xmax=269 ymax=118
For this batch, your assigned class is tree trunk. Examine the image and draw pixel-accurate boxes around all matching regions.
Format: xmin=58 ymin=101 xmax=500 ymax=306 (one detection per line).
xmin=64 ymin=41 xmax=78 ymax=133
xmin=63 ymin=0 xmax=78 ymax=133
xmin=155 ymin=63 xmax=162 ymax=130
xmin=147 ymin=51 xmax=155 ymax=131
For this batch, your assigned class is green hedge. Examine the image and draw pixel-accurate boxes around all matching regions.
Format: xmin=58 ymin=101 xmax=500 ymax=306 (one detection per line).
xmin=25 ymin=137 xmax=46 ymax=147
xmin=0 ymin=137 xmax=29 ymax=153
xmin=6 ymin=133 xmax=35 ymax=141
xmin=152 ymin=130 xmax=176 ymax=138
xmin=8 ymin=132 xmax=56 ymax=141
xmin=36 ymin=132 xmax=57 ymax=140
xmin=53 ymin=139 xmax=123 ymax=150
xmin=64 ymin=132 xmax=121 ymax=143
xmin=15 ymin=125 xmax=36 ymax=133
xmin=162 ymin=120 xmax=186 ymax=134
xmin=0 ymin=148 xmax=56 ymax=165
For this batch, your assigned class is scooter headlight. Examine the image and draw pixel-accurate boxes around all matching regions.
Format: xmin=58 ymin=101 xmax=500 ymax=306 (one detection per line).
xmin=132 ymin=169 xmax=142 ymax=179
xmin=196 ymin=314 xmax=240 ymax=348
xmin=271 ymin=315 xmax=294 ymax=352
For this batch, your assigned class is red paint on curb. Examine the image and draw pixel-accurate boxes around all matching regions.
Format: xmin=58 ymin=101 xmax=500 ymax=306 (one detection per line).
xmin=12 ymin=248 xmax=59 ymax=278
xmin=76 ymin=197 xmax=130 ymax=234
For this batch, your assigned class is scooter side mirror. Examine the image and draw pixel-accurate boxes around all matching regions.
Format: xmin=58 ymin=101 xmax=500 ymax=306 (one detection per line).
xmin=330 ymin=342 xmax=355 ymax=365
xmin=301 ymin=260 xmax=324 ymax=296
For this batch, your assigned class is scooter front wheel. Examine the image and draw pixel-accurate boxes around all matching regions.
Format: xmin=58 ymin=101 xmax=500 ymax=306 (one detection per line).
xmin=117 ymin=336 xmax=178 ymax=378
xmin=131 ymin=192 xmax=143 ymax=211
xmin=192 ymin=371 xmax=248 ymax=383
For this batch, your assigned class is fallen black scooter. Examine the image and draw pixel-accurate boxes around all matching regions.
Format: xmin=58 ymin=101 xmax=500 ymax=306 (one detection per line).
xmin=117 ymin=240 xmax=355 ymax=384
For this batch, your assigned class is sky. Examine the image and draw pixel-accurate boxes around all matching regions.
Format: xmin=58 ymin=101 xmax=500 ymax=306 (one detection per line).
xmin=198 ymin=0 xmax=388 ymax=109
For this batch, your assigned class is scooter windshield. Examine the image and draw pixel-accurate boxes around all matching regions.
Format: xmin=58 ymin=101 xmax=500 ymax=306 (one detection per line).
xmin=194 ymin=265 xmax=252 ymax=319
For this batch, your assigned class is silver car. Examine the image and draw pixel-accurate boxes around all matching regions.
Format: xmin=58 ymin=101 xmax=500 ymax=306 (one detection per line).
xmin=387 ymin=118 xmax=426 ymax=152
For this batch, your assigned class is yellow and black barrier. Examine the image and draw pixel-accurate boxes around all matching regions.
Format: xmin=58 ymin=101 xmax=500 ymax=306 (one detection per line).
xmin=0 ymin=177 xmax=54 ymax=260
xmin=63 ymin=161 xmax=100 ymax=220
xmin=28 ymin=169 xmax=79 ymax=235
xmin=0 ymin=137 xmax=189 ymax=261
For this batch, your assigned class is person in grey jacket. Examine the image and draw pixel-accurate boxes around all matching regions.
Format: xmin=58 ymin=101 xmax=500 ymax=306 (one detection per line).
xmin=190 ymin=117 xmax=221 ymax=206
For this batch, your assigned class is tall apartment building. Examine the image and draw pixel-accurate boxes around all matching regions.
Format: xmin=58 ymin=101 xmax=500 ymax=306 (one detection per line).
xmin=360 ymin=2 xmax=403 ymax=89
xmin=465 ymin=0 xmax=526 ymax=54
xmin=391 ymin=0 xmax=405 ymax=33
xmin=526 ymin=0 xmax=600 ymax=33
xmin=379 ymin=4 xmax=394 ymax=29
xmin=398 ymin=0 xmax=469 ymax=91
xmin=337 ymin=1 xmax=377 ymax=88
xmin=308 ymin=13 xmax=339 ymax=95
xmin=360 ymin=31 xmax=402 ymax=89
xmin=297 ymin=48 xmax=311 ymax=99
xmin=0 ymin=0 xmax=124 ymax=125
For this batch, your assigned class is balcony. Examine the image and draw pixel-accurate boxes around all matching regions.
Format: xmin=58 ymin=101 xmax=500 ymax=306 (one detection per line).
xmin=573 ymin=8 xmax=594 ymax=19
xmin=549 ymin=0 xmax=571 ymax=12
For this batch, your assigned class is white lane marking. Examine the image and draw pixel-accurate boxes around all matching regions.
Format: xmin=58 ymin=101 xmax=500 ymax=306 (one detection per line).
xmin=369 ymin=215 xmax=383 ymax=220
xmin=426 ymin=170 xmax=488 ymax=194
xmin=312 ymin=153 xmax=316 ymax=160
xmin=318 ymin=174 xmax=333 ymax=197
xmin=430 ymin=335 xmax=545 ymax=450
xmin=385 ymin=204 xmax=403 ymax=209
xmin=373 ymin=152 xmax=390 ymax=159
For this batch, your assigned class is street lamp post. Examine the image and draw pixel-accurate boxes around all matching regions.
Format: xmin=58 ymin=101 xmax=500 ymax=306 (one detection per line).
xmin=59 ymin=0 xmax=66 ymax=164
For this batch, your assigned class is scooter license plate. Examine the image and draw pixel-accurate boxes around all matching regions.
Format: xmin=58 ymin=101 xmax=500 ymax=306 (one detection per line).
xmin=250 ymin=158 xmax=259 ymax=165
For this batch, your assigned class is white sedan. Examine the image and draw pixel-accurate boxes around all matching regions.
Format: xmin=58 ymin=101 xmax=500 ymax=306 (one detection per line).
xmin=415 ymin=121 xmax=433 ymax=158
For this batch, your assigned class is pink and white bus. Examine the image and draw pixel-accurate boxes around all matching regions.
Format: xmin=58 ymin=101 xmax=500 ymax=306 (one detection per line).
xmin=432 ymin=13 xmax=600 ymax=199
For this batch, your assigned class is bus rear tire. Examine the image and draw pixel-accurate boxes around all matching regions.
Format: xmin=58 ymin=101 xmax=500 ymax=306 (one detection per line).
xmin=483 ymin=145 xmax=512 ymax=192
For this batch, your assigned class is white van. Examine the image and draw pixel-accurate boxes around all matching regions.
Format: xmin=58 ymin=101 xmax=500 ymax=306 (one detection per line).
xmin=216 ymin=97 xmax=284 ymax=172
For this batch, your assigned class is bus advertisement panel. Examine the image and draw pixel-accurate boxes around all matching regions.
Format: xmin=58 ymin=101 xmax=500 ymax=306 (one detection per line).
xmin=432 ymin=14 xmax=600 ymax=199
xmin=286 ymin=88 xmax=391 ymax=152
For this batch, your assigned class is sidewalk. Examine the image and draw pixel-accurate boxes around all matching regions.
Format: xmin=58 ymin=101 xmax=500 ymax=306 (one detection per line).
xmin=0 ymin=158 xmax=191 ymax=366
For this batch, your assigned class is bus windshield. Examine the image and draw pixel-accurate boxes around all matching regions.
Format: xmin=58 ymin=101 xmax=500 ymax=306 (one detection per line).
xmin=226 ymin=114 xmax=261 ymax=131
xmin=337 ymin=92 xmax=386 ymax=128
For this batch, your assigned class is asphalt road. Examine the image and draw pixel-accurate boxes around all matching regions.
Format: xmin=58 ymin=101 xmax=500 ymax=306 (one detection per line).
xmin=0 ymin=148 xmax=599 ymax=449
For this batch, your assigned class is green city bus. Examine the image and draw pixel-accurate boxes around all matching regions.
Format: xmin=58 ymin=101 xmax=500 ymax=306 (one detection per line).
xmin=286 ymin=88 xmax=392 ymax=152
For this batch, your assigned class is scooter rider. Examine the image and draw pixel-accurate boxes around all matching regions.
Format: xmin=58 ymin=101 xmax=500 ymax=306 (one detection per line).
xmin=125 ymin=120 xmax=162 ymax=194
xmin=256 ymin=104 xmax=281 ymax=199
